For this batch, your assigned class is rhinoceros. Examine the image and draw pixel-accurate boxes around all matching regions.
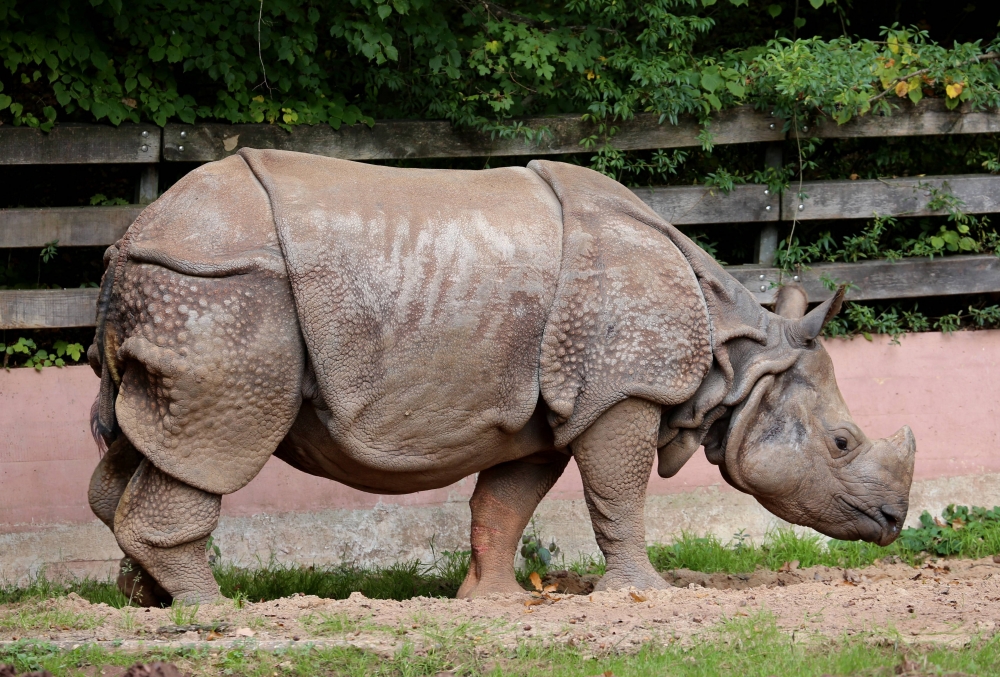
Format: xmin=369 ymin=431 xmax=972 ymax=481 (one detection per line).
xmin=86 ymin=150 xmax=916 ymax=605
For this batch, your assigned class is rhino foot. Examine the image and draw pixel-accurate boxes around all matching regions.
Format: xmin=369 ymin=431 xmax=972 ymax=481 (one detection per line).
xmin=593 ymin=564 xmax=670 ymax=593
xmin=117 ymin=557 xmax=173 ymax=607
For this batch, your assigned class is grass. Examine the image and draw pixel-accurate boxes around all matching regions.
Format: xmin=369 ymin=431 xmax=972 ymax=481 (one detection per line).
xmin=0 ymin=604 xmax=105 ymax=633
xmin=2 ymin=612 xmax=1000 ymax=676
xmin=2 ymin=504 xmax=999 ymax=609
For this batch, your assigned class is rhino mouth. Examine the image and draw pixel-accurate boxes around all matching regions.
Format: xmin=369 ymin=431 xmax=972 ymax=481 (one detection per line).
xmin=838 ymin=494 xmax=901 ymax=546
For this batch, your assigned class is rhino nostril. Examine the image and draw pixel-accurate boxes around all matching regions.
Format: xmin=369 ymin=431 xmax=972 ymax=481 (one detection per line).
xmin=880 ymin=504 xmax=904 ymax=532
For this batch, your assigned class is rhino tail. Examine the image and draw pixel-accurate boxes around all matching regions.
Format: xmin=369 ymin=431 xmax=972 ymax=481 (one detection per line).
xmin=89 ymin=243 xmax=127 ymax=455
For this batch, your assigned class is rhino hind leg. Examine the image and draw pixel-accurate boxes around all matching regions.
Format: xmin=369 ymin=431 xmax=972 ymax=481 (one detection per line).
xmin=572 ymin=398 xmax=669 ymax=592
xmin=113 ymin=457 xmax=222 ymax=605
xmin=457 ymin=452 xmax=569 ymax=598
xmin=88 ymin=437 xmax=171 ymax=606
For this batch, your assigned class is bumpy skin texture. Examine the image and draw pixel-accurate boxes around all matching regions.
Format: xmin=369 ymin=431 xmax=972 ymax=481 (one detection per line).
xmin=114 ymin=458 xmax=221 ymax=604
xmin=110 ymin=263 xmax=304 ymax=495
xmin=572 ymin=398 xmax=668 ymax=591
xmin=88 ymin=436 xmax=142 ymax=529
xmin=527 ymin=161 xmax=712 ymax=446
xmin=89 ymin=437 xmax=172 ymax=606
xmin=457 ymin=451 xmax=570 ymax=598
xmin=88 ymin=153 xmax=917 ymax=602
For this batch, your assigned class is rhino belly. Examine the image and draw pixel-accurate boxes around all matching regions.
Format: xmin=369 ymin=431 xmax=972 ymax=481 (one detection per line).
xmin=274 ymin=399 xmax=559 ymax=494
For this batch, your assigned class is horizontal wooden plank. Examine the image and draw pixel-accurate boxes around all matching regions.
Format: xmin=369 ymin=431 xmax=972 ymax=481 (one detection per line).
xmin=0 ymin=124 xmax=161 ymax=164
xmin=731 ymin=255 xmax=1000 ymax=304
xmin=794 ymin=99 xmax=1000 ymax=140
xmin=162 ymin=107 xmax=782 ymax=162
xmin=8 ymin=255 xmax=1000 ymax=328
xmin=0 ymin=185 xmax=776 ymax=250
xmin=0 ymin=206 xmax=142 ymax=248
xmin=785 ymin=174 xmax=1000 ymax=221
xmin=0 ymin=173 xmax=988 ymax=250
xmin=634 ymin=183 xmax=779 ymax=225
xmin=0 ymin=288 xmax=98 ymax=329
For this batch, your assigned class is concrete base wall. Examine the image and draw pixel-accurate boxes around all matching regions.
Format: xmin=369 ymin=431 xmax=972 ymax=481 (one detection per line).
xmin=3 ymin=330 xmax=1000 ymax=583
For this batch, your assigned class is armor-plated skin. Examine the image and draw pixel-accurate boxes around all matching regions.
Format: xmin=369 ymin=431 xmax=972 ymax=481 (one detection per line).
xmin=87 ymin=152 xmax=916 ymax=604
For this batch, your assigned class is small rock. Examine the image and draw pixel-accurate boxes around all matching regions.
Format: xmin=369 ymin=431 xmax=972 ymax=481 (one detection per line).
xmin=234 ymin=628 xmax=256 ymax=637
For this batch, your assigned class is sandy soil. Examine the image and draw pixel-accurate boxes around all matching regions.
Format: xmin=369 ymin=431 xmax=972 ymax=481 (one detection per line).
xmin=3 ymin=557 xmax=1000 ymax=655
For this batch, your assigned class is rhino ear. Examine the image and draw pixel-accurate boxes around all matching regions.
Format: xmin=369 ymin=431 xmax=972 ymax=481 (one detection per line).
xmin=791 ymin=285 xmax=846 ymax=344
xmin=774 ymin=283 xmax=808 ymax=319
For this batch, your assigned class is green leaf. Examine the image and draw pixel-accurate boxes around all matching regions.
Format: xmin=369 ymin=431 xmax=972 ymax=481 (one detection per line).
xmin=809 ymin=0 xmax=824 ymax=7
xmin=793 ymin=17 xmax=806 ymax=28
xmin=149 ymin=45 xmax=165 ymax=62
xmin=767 ymin=4 xmax=782 ymax=18
xmin=377 ymin=5 xmax=392 ymax=20
xmin=726 ymin=80 xmax=745 ymax=97
xmin=0 ymin=94 xmax=11 ymax=111
xmin=700 ymin=67 xmax=723 ymax=93
xmin=702 ymin=0 xmax=718 ymax=5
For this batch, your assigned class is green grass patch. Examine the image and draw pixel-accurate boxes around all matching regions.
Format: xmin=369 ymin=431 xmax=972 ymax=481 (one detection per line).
xmin=215 ymin=549 xmax=470 ymax=604
xmin=0 ymin=605 xmax=105 ymax=633
xmin=3 ymin=505 xmax=1000 ymax=608
xmin=647 ymin=504 xmax=1000 ymax=575
xmin=3 ymin=613 xmax=1000 ymax=676
xmin=0 ymin=576 xmax=127 ymax=609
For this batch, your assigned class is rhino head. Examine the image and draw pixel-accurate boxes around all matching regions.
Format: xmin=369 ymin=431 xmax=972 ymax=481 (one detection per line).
xmin=703 ymin=284 xmax=916 ymax=546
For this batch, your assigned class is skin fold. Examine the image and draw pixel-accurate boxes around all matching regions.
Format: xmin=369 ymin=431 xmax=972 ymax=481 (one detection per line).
xmin=87 ymin=154 xmax=916 ymax=604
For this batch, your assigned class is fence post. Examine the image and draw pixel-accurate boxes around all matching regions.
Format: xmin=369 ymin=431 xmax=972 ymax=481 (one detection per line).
xmin=136 ymin=164 xmax=159 ymax=204
xmin=754 ymin=142 xmax=783 ymax=265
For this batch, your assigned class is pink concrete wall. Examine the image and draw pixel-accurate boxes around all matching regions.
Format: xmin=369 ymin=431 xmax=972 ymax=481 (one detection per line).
xmin=3 ymin=329 xmax=999 ymax=530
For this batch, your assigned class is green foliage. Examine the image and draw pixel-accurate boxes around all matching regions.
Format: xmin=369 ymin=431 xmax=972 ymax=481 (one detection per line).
xmin=518 ymin=518 xmax=560 ymax=575
xmin=89 ymin=193 xmax=128 ymax=206
xmin=899 ymin=505 xmax=1000 ymax=558
xmin=0 ymin=336 xmax=84 ymax=370
xmin=1 ymin=1 xmax=998 ymax=138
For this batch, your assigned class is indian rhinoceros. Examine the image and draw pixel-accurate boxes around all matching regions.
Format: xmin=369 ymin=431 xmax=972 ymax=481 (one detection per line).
xmin=86 ymin=150 xmax=916 ymax=605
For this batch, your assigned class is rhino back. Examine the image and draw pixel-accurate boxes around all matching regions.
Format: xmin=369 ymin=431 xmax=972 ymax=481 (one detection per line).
xmin=241 ymin=150 xmax=563 ymax=472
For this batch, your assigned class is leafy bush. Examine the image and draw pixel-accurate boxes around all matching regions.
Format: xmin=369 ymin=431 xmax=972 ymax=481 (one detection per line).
xmin=0 ymin=1 xmax=998 ymax=136
xmin=1 ymin=337 xmax=84 ymax=370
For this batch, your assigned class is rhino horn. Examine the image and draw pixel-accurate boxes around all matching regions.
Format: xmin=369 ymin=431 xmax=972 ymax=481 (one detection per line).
xmin=788 ymin=284 xmax=847 ymax=345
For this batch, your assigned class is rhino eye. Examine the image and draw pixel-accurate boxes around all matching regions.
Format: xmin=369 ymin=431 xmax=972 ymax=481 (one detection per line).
xmin=827 ymin=428 xmax=861 ymax=459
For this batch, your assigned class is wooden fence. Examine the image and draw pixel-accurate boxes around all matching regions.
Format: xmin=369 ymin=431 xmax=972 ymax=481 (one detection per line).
xmin=1 ymin=99 xmax=999 ymax=329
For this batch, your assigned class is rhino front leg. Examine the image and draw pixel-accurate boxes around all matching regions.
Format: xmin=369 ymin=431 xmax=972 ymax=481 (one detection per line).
xmin=573 ymin=397 xmax=668 ymax=592
xmin=457 ymin=453 xmax=569 ymax=598
xmin=113 ymin=458 xmax=222 ymax=605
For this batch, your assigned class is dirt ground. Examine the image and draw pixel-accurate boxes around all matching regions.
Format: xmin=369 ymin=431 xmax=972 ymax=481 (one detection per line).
xmin=4 ymin=557 xmax=1000 ymax=656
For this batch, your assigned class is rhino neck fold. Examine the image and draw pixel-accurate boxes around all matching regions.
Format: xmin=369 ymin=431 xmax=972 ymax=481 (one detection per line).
xmin=648 ymin=219 xmax=799 ymax=476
